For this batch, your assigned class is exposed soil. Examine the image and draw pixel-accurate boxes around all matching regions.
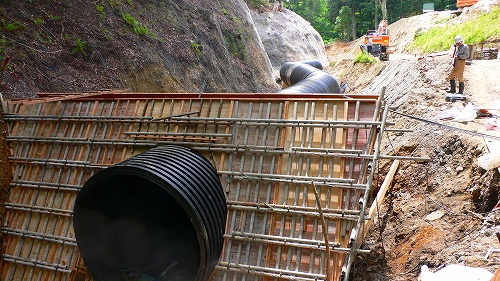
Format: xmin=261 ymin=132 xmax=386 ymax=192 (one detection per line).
xmin=326 ymin=5 xmax=500 ymax=281
xmin=0 ymin=0 xmax=278 ymax=97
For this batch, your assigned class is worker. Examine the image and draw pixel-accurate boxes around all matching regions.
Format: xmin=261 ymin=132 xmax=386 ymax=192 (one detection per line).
xmin=366 ymin=36 xmax=373 ymax=54
xmin=447 ymin=35 xmax=469 ymax=95
xmin=377 ymin=20 xmax=387 ymax=34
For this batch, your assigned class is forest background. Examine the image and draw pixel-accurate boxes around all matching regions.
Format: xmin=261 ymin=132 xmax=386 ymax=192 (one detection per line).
xmin=255 ymin=0 xmax=457 ymax=43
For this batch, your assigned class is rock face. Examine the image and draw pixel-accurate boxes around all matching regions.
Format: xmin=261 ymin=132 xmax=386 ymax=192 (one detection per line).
xmin=252 ymin=8 xmax=328 ymax=79
xmin=0 ymin=0 xmax=279 ymax=95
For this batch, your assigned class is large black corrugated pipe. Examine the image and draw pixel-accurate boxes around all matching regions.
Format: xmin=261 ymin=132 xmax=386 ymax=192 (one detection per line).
xmin=279 ymin=61 xmax=340 ymax=93
xmin=73 ymin=145 xmax=227 ymax=281
xmin=296 ymin=60 xmax=323 ymax=70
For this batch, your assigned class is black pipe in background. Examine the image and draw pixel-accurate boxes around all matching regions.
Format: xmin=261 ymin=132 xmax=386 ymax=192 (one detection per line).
xmin=279 ymin=61 xmax=340 ymax=94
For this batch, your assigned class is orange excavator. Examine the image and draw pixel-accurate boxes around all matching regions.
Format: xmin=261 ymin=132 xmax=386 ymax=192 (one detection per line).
xmin=361 ymin=20 xmax=390 ymax=61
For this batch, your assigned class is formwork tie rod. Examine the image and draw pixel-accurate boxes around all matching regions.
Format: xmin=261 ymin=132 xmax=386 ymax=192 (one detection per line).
xmin=5 ymin=202 xmax=73 ymax=217
xmin=227 ymin=201 xmax=362 ymax=216
xmin=1 ymin=254 xmax=72 ymax=273
xmin=227 ymin=204 xmax=362 ymax=221
xmin=2 ymin=228 xmax=76 ymax=246
xmin=171 ymin=116 xmax=392 ymax=126
xmin=217 ymin=261 xmax=327 ymax=281
xmin=219 ymin=171 xmax=355 ymax=184
xmin=3 ymin=115 xmax=153 ymax=122
xmin=225 ymin=231 xmax=341 ymax=250
xmin=10 ymin=181 xmax=81 ymax=192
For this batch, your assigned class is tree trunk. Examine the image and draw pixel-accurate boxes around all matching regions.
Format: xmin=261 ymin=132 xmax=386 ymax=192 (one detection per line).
xmin=378 ymin=0 xmax=387 ymax=20
xmin=350 ymin=4 xmax=357 ymax=41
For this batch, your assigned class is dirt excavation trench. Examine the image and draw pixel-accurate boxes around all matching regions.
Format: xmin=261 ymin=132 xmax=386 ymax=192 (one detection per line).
xmin=327 ymin=50 xmax=500 ymax=280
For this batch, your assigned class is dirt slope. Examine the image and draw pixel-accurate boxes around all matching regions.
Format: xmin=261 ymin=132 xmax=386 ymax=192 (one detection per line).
xmin=326 ymin=5 xmax=500 ymax=281
xmin=0 ymin=0 xmax=279 ymax=96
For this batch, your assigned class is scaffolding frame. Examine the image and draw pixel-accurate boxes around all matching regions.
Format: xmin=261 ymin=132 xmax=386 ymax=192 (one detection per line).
xmin=1 ymin=92 xmax=389 ymax=281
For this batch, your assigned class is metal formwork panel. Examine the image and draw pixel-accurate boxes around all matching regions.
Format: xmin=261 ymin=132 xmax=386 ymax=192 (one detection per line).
xmin=1 ymin=93 xmax=381 ymax=281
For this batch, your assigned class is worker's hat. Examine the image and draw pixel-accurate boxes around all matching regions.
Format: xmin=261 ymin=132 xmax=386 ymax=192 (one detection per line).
xmin=454 ymin=35 xmax=464 ymax=44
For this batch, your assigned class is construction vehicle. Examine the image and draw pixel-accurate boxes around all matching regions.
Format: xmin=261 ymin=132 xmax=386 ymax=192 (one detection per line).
xmin=361 ymin=20 xmax=390 ymax=61
xmin=457 ymin=0 xmax=479 ymax=8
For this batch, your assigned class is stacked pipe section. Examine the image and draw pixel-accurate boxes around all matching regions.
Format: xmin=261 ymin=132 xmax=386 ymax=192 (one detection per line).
xmin=279 ymin=60 xmax=341 ymax=93
xmin=73 ymin=145 xmax=227 ymax=281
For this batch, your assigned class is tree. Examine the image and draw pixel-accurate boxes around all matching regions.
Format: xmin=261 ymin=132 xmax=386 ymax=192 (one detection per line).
xmin=334 ymin=5 xmax=353 ymax=41
xmin=282 ymin=0 xmax=456 ymax=42
xmin=283 ymin=0 xmax=455 ymax=43
xmin=378 ymin=0 xmax=387 ymax=20
xmin=327 ymin=0 xmax=341 ymax=23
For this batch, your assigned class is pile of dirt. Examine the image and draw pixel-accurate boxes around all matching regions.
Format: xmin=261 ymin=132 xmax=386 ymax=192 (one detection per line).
xmin=325 ymin=3 xmax=500 ymax=280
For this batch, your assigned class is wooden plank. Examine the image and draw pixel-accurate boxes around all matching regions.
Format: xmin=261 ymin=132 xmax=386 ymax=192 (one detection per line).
xmin=8 ymin=91 xmax=110 ymax=105
xmin=122 ymin=100 xmax=141 ymax=160
xmin=35 ymin=92 xmax=381 ymax=101
xmin=217 ymin=100 xmax=234 ymax=172
xmin=362 ymin=160 xmax=400 ymax=241
xmin=492 ymin=266 xmax=500 ymax=281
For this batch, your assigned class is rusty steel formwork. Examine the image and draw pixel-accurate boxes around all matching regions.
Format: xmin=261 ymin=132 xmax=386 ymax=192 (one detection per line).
xmin=0 ymin=91 xmax=392 ymax=281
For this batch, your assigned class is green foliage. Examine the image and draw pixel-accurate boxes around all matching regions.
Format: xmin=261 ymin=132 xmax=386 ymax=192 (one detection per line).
xmin=5 ymin=22 xmax=24 ymax=32
xmin=354 ymin=51 xmax=377 ymax=64
xmin=224 ymin=32 xmax=247 ymax=60
xmin=121 ymin=13 xmax=136 ymax=26
xmin=324 ymin=38 xmax=337 ymax=46
xmin=434 ymin=14 xmax=456 ymax=24
xmin=408 ymin=7 xmax=500 ymax=53
xmin=34 ymin=18 xmax=45 ymax=25
xmin=108 ymin=0 xmax=122 ymax=9
xmin=133 ymin=24 xmax=149 ymax=36
xmin=334 ymin=6 xmax=352 ymax=42
xmin=220 ymin=8 xmax=241 ymax=22
xmin=310 ymin=1 xmax=336 ymax=43
xmin=71 ymin=38 xmax=88 ymax=55
xmin=190 ymin=40 xmax=202 ymax=57
xmin=121 ymin=12 xmax=149 ymax=36
xmin=96 ymin=4 xmax=105 ymax=15
xmin=46 ymin=14 xmax=61 ymax=21
xmin=286 ymin=0 xmax=456 ymax=44
xmin=0 ymin=37 xmax=12 ymax=56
